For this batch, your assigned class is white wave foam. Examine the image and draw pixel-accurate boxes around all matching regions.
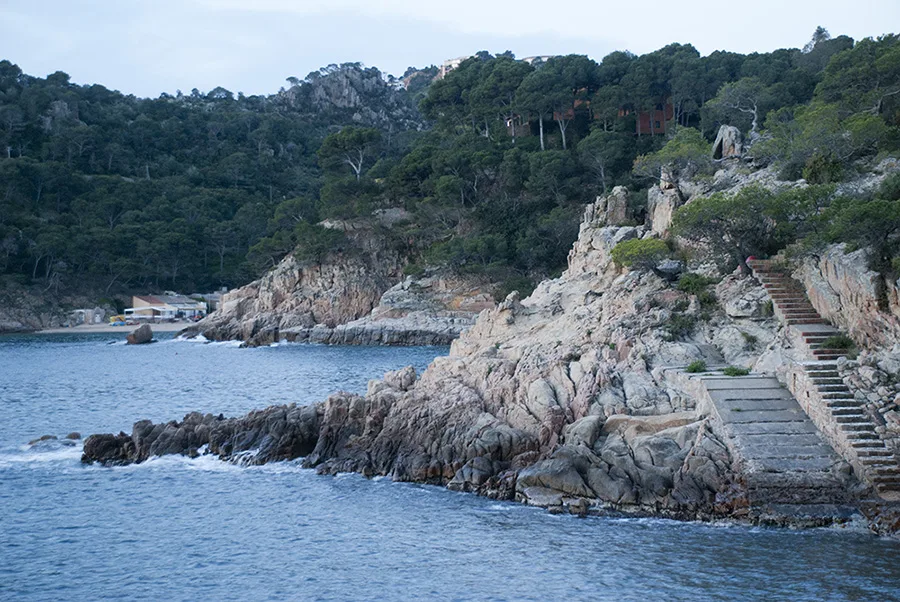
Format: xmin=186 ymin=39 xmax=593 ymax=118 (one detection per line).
xmin=172 ymin=333 xmax=208 ymax=343
xmin=487 ymin=503 xmax=530 ymax=511
xmin=0 ymin=444 xmax=83 ymax=468
xmin=114 ymin=453 xmax=243 ymax=473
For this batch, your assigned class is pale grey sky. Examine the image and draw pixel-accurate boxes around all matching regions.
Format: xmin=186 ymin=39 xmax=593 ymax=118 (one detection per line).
xmin=2 ymin=0 xmax=898 ymax=98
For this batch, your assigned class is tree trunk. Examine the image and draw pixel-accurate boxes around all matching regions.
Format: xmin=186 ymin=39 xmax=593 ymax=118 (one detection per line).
xmin=557 ymin=119 xmax=568 ymax=150
xmin=538 ymin=116 xmax=545 ymax=151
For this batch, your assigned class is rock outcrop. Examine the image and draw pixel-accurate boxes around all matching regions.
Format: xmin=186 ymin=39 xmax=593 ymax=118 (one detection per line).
xmin=85 ymin=191 xmax=801 ymax=521
xmin=796 ymin=244 xmax=900 ymax=349
xmin=712 ymin=125 xmax=743 ymax=160
xmin=181 ymin=223 xmax=405 ymax=346
xmin=593 ymin=186 xmax=634 ymax=226
xmin=84 ymin=167 xmax=900 ymax=530
xmin=282 ymin=271 xmax=495 ymax=346
xmin=279 ymin=64 xmax=422 ymax=131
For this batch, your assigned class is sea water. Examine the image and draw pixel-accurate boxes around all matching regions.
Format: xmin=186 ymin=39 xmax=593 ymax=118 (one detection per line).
xmin=1 ymin=333 xmax=898 ymax=601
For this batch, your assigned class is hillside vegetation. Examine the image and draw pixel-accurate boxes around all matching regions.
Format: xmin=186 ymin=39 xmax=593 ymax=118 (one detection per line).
xmin=1 ymin=28 xmax=898 ymax=303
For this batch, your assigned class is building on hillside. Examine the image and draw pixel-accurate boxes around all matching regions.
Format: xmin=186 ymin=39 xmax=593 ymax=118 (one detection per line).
xmin=190 ymin=288 xmax=228 ymax=312
xmin=632 ymin=101 xmax=674 ymax=135
xmin=521 ymin=55 xmax=555 ymax=65
xmin=438 ymin=56 xmax=472 ymax=79
xmin=126 ymin=294 xmax=207 ymax=321
xmin=504 ymin=114 xmax=532 ymax=138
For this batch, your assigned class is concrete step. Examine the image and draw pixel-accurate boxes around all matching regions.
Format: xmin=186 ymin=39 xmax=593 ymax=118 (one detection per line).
xmin=851 ymin=439 xmax=884 ymax=449
xmin=831 ymin=408 xmax=865 ymax=417
xmin=826 ymin=399 xmax=860 ymax=409
xmin=803 ymin=362 xmax=837 ymax=373
xmin=701 ymin=377 xmax=788 ymax=390
xmin=811 ymin=378 xmax=845 ymax=385
xmin=848 ymin=432 xmax=880 ymax=440
xmin=842 ymin=424 xmax=875 ymax=434
xmin=861 ymin=456 xmax=897 ymax=466
xmin=709 ymin=389 xmax=793 ymax=401
xmin=856 ymin=449 xmax=894 ymax=458
xmin=786 ymin=319 xmax=827 ymax=326
xmin=822 ymin=391 xmax=855 ymax=399
xmin=836 ymin=415 xmax=868 ymax=424
xmin=812 ymin=349 xmax=850 ymax=357
xmin=728 ymin=421 xmax=820 ymax=436
xmin=873 ymin=466 xmax=900 ymax=476
xmin=806 ymin=370 xmax=840 ymax=378
xmin=815 ymin=384 xmax=852 ymax=393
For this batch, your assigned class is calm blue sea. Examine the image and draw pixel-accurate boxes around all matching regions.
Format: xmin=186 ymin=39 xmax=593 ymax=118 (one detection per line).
xmin=1 ymin=333 xmax=898 ymax=601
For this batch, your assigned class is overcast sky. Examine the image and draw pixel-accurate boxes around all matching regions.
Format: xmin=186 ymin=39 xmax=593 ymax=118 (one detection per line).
xmin=2 ymin=0 xmax=898 ymax=98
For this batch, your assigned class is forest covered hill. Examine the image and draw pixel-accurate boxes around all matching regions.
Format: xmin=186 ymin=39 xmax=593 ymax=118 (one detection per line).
xmin=0 ymin=28 xmax=898 ymax=309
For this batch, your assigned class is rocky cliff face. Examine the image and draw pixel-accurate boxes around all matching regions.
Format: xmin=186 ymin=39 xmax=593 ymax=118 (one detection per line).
xmin=280 ymin=65 xmax=422 ymax=131
xmin=281 ymin=271 xmax=495 ymax=346
xmin=87 ymin=193 xmax=800 ymax=521
xmin=184 ymin=225 xmax=405 ymax=346
xmin=797 ymin=244 xmax=900 ymax=349
xmin=0 ymin=281 xmax=116 ymax=334
xmin=82 ymin=162 xmax=900 ymax=530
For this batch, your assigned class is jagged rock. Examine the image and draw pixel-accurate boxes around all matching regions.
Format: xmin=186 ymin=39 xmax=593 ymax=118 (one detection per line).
xmin=718 ymin=274 xmax=770 ymax=318
xmin=655 ymin=259 xmax=684 ymax=281
xmin=279 ymin=64 xmax=422 ymax=131
xmin=647 ymin=186 xmax=683 ymax=236
xmin=181 ymin=224 xmax=405 ymax=345
xmin=603 ymin=186 xmax=633 ymax=226
xmin=795 ymin=243 xmax=900 ymax=348
xmin=82 ymin=432 xmax=136 ymax=466
xmin=82 ymin=406 xmax=321 ymax=466
xmin=281 ymin=271 xmax=494 ymax=346
xmin=84 ymin=174 xmax=898 ymax=527
xmin=126 ymin=324 xmax=153 ymax=345
xmin=712 ymin=125 xmax=743 ymax=160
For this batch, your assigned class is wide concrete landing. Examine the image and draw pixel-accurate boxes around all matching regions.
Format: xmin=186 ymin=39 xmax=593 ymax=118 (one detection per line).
xmin=698 ymin=374 xmax=852 ymax=505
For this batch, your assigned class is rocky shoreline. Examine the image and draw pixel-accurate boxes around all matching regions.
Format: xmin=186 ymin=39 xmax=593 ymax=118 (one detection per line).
xmin=81 ymin=163 xmax=900 ymax=535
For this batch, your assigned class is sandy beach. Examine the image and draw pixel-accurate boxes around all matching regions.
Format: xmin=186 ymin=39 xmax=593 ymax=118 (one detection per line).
xmin=37 ymin=322 xmax=190 ymax=335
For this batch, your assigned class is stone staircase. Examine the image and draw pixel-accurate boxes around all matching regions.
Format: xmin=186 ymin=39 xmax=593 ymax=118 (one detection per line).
xmin=747 ymin=258 xmax=900 ymax=498
xmin=800 ymin=362 xmax=900 ymax=496
xmin=698 ymin=374 xmax=852 ymax=505
xmin=746 ymin=258 xmax=847 ymax=360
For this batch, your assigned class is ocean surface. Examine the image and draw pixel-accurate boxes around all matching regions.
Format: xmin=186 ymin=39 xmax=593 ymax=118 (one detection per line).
xmin=1 ymin=332 xmax=899 ymax=601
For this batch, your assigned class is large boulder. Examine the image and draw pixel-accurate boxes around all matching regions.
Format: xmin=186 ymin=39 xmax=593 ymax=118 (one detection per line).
xmin=712 ymin=125 xmax=743 ymax=160
xmin=126 ymin=324 xmax=153 ymax=345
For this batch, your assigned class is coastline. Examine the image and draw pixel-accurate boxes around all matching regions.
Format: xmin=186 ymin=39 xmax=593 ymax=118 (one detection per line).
xmin=35 ymin=323 xmax=188 ymax=335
